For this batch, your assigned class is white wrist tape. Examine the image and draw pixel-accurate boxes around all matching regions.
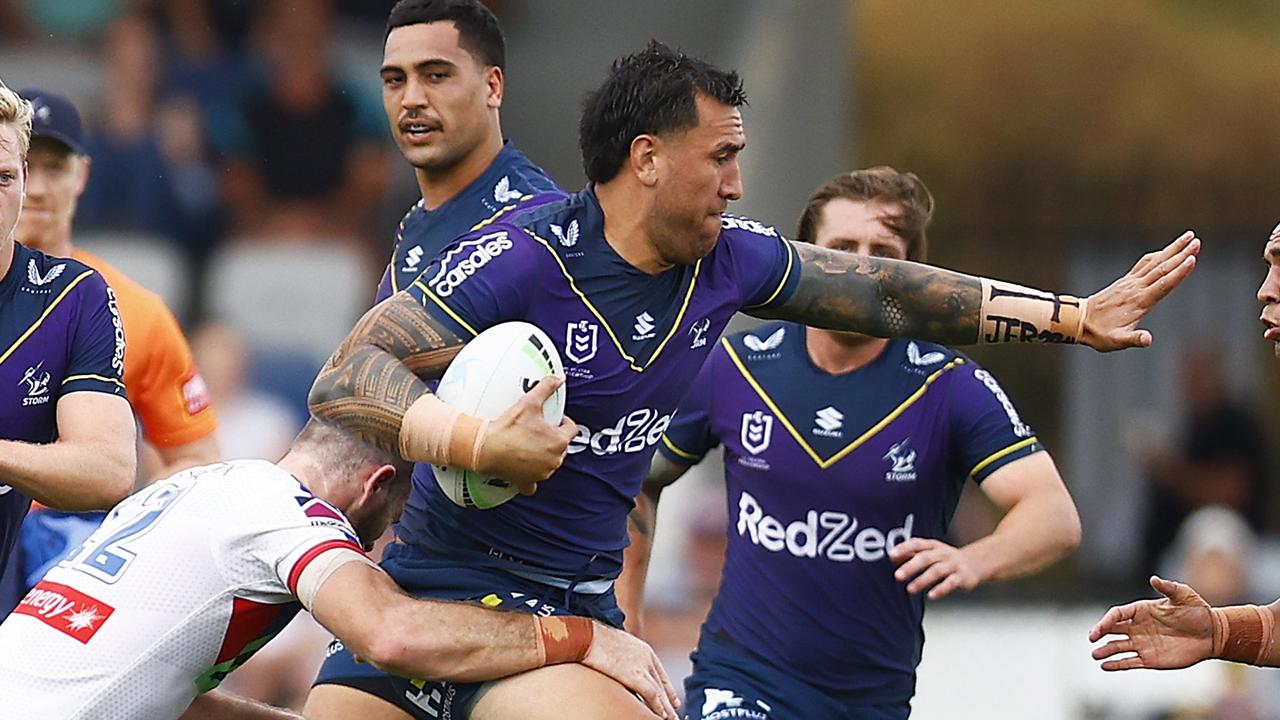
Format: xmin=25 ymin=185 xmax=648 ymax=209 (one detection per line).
xmin=295 ymin=547 xmax=379 ymax=611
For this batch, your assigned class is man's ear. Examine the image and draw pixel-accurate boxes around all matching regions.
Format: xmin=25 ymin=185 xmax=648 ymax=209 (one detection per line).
xmin=363 ymin=464 xmax=398 ymax=501
xmin=629 ymin=134 xmax=661 ymax=187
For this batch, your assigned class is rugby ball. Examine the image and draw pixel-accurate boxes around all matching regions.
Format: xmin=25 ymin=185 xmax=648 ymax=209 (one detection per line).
xmin=432 ymin=321 xmax=566 ymax=509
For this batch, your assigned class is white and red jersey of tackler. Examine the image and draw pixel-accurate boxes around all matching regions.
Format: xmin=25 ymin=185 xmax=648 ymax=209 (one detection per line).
xmin=0 ymin=460 xmax=367 ymax=719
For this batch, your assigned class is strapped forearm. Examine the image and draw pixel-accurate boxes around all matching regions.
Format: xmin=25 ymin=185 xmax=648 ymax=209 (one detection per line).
xmin=1211 ymin=602 xmax=1280 ymax=666
xmin=309 ymin=293 xmax=463 ymax=454
xmin=772 ymin=243 xmax=1086 ymax=346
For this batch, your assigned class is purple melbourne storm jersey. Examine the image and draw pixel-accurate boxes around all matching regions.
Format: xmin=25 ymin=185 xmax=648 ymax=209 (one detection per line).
xmin=0 ymin=243 xmax=126 ymax=575
xmin=399 ymin=187 xmax=800 ymax=578
xmin=375 ymin=141 xmax=561 ymax=303
xmin=659 ymin=322 xmax=1043 ymax=698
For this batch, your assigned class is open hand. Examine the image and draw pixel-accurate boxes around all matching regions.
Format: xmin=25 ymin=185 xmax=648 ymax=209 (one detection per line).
xmin=582 ymin=622 xmax=680 ymax=720
xmin=1089 ymin=575 xmax=1214 ymax=671
xmin=1081 ymin=231 xmax=1199 ymax=351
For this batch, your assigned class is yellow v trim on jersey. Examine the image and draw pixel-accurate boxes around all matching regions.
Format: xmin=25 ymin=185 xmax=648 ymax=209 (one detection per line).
xmin=526 ymin=230 xmax=701 ymax=372
xmin=412 ymin=281 xmax=480 ymax=338
xmin=723 ymin=338 xmax=965 ymax=469
xmin=390 ymin=195 xmax=534 ymax=294
xmin=0 ymin=269 xmax=96 ymax=369
xmin=742 ymin=238 xmax=797 ymax=310
xmin=968 ymin=436 xmax=1039 ymax=479
xmin=62 ymin=373 xmax=127 ymax=391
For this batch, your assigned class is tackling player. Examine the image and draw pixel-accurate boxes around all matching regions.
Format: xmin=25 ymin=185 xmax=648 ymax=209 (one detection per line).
xmin=305 ymin=42 xmax=1198 ymax=719
xmin=1089 ymin=222 xmax=1280 ymax=673
xmin=3 ymin=87 xmax=222 ymax=615
xmin=0 ymin=419 xmax=678 ymax=720
xmin=0 ymin=82 xmax=135 ymax=592
xmin=616 ymin=167 xmax=1082 ymax=719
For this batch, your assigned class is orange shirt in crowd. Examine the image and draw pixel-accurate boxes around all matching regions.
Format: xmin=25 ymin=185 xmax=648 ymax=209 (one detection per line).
xmin=73 ymin=250 xmax=217 ymax=447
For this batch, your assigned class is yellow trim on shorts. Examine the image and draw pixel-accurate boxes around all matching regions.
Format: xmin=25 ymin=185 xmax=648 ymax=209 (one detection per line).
xmin=0 ymin=269 xmax=96 ymax=368
xmin=969 ymin=436 xmax=1040 ymax=479
xmin=723 ymin=339 xmax=964 ymax=469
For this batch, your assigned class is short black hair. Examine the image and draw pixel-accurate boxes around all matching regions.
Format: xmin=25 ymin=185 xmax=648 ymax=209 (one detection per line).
xmin=385 ymin=0 xmax=504 ymax=69
xmin=579 ymin=40 xmax=747 ymax=184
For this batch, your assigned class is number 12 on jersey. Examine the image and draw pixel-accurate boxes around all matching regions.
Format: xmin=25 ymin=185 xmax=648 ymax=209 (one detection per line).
xmin=60 ymin=482 xmax=191 ymax=584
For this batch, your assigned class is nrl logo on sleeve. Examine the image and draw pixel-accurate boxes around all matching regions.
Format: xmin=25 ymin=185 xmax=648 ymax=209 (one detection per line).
xmin=427 ymin=231 xmax=514 ymax=298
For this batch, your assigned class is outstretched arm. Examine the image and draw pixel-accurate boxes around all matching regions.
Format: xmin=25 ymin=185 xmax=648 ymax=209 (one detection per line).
xmin=1090 ymin=576 xmax=1280 ymax=670
xmin=308 ymin=293 xmax=574 ymax=487
xmin=616 ymin=452 xmax=693 ymax=635
xmin=759 ymin=231 xmax=1199 ymax=351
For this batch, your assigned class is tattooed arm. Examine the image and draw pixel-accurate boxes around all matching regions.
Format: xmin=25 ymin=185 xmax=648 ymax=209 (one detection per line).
xmin=616 ymin=452 xmax=692 ymax=637
xmin=309 ymin=293 xmax=463 ymax=453
xmin=308 ymin=294 xmax=575 ymax=486
xmin=757 ymin=232 xmax=1200 ymax=351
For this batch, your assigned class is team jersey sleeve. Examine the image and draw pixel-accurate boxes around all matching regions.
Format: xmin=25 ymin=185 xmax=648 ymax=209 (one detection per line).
xmin=403 ymin=224 xmax=537 ymax=339
xmin=658 ymin=348 xmax=722 ymax=465
xmin=947 ymin=362 xmax=1044 ymax=483
xmin=62 ymin=272 xmax=126 ymax=397
xmin=129 ymin=300 xmax=218 ymax=447
xmin=230 ymin=492 xmax=368 ymax=602
xmin=723 ymin=219 xmax=801 ymax=311
xmin=374 ymin=263 xmax=393 ymax=304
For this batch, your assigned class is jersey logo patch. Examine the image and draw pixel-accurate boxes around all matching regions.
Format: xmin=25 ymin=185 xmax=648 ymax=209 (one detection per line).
xmin=27 ymin=259 xmax=66 ymax=286
xmin=883 ymin=438 xmax=918 ymax=482
xmin=183 ymin=371 xmax=211 ymax=415
xmin=14 ymin=580 xmax=115 ymax=643
xmin=812 ymin=406 xmax=844 ymax=437
xmin=907 ymin=341 xmax=946 ymax=366
xmin=740 ymin=411 xmax=774 ymax=455
xmin=743 ymin=327 xmax=785 ymax=353
xmin=700 ymin=688 xmax=771 ymax=719
xmin=19 ymin=361 xmax=51 ymax=406
xmin=565 ymin=320 xmax=598 ymax=364
xmin=633 ymin=312 xmax=656 ymax=341
xmin=493 ymin=176 xmax=523 ymax=204
xmin=689 ymin=318 xmax=710 ymax=349
xmin=427 ymin=231 xmax=513 ymax=298
xmin=401 ymin=245 xmax=424 ymax=273
xmin=550 ymin=220 xmax=579 ymax=248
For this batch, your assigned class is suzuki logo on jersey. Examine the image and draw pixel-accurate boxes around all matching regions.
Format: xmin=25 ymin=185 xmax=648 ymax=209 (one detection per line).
xmin=565 ymin=320 xmax=599 ymax=364
xmin=907 ymin=341 xmax=945 ymax=367
xmin=19 ymin=361 xmax=51 ymax=406
xmin=633 ymin=312 xmax=656 ymax=341
xmin=740 ymin=411 xmax=773 ymax=455
xmin=689 ymin=318 xmax=710 ymax=349
xmin=883 ymin=439 xmax=918 ymax=482
xmin=720 ymin=214 xmax=779 ymax=238
xmin=568 ymin=407 xmax=675 ymax=456
xmin=973 ymin=368 xmax=1033 ymax=437
xmin=550 ymin=220 xmax=579 ymax=248
xmin=27 ymin=258 xmax=66 ymax=286
xmin=493 ymin=176 xmax=523 ymax=204
xmin=14 ymin=580 xmax=115 ymax=643
xmin=812 ymin=406 xmax=844 ymax=437
xmin=427 ymin=231 xmax=513 ymax=298
xmin=401 ymin=245 xmax=424 ymax=273
xmin=737 ymin=491 xmax=914 ymax=562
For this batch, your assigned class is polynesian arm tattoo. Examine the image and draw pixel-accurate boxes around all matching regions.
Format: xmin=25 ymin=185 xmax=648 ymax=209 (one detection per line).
xmin=309 ymin=293 xmax=464 ymax=453
xmin=762 ymin=242 xmax=1086 ymax=346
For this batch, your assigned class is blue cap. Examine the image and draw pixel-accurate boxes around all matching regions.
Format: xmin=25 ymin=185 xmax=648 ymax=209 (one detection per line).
xmin=18 ymin=87 xmax=87 ymax=155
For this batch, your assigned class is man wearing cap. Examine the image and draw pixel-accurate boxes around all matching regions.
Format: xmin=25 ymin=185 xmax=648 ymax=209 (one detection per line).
xmin=1 ymin=88 xmax=222 ymax=615
xmin=0 ymin=80 xmax=136 ymax=602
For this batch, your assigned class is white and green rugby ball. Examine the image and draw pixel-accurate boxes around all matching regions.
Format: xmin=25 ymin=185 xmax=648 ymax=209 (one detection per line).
xmin=432 ymin=321 xmax=566 ymax=509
